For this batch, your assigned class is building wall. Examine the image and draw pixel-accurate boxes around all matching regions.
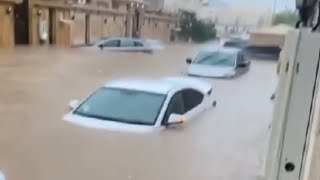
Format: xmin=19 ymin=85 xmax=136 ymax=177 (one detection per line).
xmin=70 ymin=12 xmax=86 ymax=46
xmin=87 ymin=14 xmax=103 ymax=44
xmin=145 ymin=0 xmax=164 ymax=11
xmin=0 ymin=3 xmax=15 ymax=47
xmin=141 ymin=16 xmax=173 ymax=42
xmin=87 ymin=14 xmax=126 ymax=44
xmin=30 ymin=7 xmax=49 ymax=45
xmin=53 ymin=10 xmax=72 ymax=47
xmin=0 ymin=0 xmax=176 ymax=47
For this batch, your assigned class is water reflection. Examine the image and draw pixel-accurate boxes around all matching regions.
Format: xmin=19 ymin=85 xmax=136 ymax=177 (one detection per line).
xmin=0 ymin=45 xmax=276 ymax=180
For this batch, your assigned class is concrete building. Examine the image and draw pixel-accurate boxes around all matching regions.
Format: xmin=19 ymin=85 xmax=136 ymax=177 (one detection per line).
xmin=145 ymin=0 xmax=272 ymax=37
xmin=197 ymin=6 xmax=273 ymax=37
xmin=164 ymin=0 xmax=204 ymax=13
xmin=144 ymin=0 xmax=164 ymax=11
xmin=0 ymin=0 xmax=176 ymax=47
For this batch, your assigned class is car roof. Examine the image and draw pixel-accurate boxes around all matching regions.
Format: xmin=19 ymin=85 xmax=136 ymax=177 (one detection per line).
xmin=200 ymin=46 xmax=241 ymax=53
xmin=104 ymin=78 xmax=181 ymax=94
xmin=103 ymin=37 xmax=145 ymax=42
xmin=105 ymin=77 xmax=212 ymax=95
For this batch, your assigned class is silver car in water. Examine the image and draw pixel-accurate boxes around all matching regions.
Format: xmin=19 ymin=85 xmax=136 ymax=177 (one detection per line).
xmin=186 ymin=47 xmax=251 ymax=78
xmin=90 ymin=37 xmax=165 ymax=53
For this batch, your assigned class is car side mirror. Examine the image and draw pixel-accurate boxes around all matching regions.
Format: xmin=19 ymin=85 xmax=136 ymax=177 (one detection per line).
xmin=69 ymin=99 xmax=80 ymax=110
xmin=186 ymin=58 xmax=192 ymax=64
xmin=237 ymin=63 xmax=247 ymax=68
xmin=165 ymin=114 xmax=185 ymax=127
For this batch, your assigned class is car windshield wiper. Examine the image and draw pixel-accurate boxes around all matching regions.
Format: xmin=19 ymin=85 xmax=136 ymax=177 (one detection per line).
xmin=196 ymin=54 xmax=217 ymax=63
xmin=74 ymin=111 xmax=153 ymax=126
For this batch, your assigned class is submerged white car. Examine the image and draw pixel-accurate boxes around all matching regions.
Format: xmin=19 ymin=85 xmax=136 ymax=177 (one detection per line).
xmin=85 ymin=37 xmax=165 ymax=53
xmin=0 ymin=171 xmax=5 ymax=180
xmin=186 ymin=47 xmax=250 ymax=78
xmin=63 ymin=77 xmax=216 ymax=133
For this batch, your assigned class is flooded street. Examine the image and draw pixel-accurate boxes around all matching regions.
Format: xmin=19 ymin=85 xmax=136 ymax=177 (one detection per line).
xmin=0 ymin=45 xmax=276 ymax=180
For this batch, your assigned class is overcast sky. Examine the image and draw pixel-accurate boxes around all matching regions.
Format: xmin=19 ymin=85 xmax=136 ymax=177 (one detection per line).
xmin=222 ymin=0 xmax=295 ymax=11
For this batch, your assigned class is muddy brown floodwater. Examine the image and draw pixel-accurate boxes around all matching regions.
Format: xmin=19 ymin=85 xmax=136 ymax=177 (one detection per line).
xmin=0 ymin=45 xmax=277 ymax=180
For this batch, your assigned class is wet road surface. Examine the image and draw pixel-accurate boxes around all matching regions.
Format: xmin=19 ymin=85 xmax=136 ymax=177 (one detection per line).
xmin=0 ymin=45 xmax=277 ymax=180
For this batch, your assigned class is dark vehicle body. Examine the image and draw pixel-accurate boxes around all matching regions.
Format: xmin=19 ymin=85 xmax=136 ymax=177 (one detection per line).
xmin=223 ymin=38 xmax=281 ymax=60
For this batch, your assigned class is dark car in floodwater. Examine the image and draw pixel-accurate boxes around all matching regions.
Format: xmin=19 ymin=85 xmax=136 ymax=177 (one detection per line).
xmin=223 ymin=38 xmax=281 ymax=60
xmin=186 ymin=47 xmax=251 ymax=78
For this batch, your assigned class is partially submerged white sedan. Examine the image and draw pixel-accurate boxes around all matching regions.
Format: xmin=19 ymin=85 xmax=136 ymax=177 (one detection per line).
xmin=63 ymin=77 xmax=216 ymax=133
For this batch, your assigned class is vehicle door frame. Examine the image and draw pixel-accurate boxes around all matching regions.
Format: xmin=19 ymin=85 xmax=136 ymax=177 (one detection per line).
xmin=98 ymin=38 xmax=121 ymax=51
xmin=119 ymin=38 xmax=136 ymax=52
xmin=236 ymin=50 xmax=249 ymax=75
xmin=133 ymin=40 xmax=150 ymax=53
xmin=156 ymin=86 xmax=207 ymax=127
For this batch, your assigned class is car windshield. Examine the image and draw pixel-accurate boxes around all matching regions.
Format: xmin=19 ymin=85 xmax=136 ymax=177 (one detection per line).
xmin=194 ymin=51 xmax=236 ymax=67
xmin=73 ymin=87 xmax=166 ymax=125
xmin=94 ymin=38 xmax=109 ymax=46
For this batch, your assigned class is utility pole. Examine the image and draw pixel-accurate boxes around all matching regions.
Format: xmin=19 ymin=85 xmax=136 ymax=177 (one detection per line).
xmin=271 ymin=0 xmax=278 ymax=23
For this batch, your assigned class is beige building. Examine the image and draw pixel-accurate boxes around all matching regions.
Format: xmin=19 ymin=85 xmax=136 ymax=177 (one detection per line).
xmin=198 ymin=6 xmax=273 ymax=37
xmin=144 ymin=0 xmax=164 ymax=11
xmin=249 ymin=24 xmax=294 ymax=48
xmin=0 ymin=0 xmax=176 ymax=47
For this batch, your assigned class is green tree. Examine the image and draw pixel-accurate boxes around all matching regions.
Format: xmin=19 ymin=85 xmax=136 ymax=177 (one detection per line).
xmin=177 ymin=10 xmax=217 ymax=42
xmin=272 ymin=10 xmax=299 ymax=26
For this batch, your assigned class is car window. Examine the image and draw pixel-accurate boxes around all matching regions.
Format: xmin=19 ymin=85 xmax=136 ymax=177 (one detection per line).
xmin=162 ymin=92 xmax=185 ymax=124
xmin=121 ymin=39 xmax=135 ymax=47
xmin=100 ymin=39 xmax=120 ymax=47
xmin=181 ymin=89 xmax=204 ymax=112
xmin=237 ymin=52 xmax=245 ymax=65
xmin=134 ymin=41 xmax=144 ymax=47
xmin=162 ymin=89 xmax=204 ymax=124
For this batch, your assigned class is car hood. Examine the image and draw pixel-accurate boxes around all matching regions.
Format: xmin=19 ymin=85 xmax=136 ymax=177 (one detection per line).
xmin=187 ymin=64 xmax=235 ymax=78
xmin=63 ymin=113 xmax=159 ymax=134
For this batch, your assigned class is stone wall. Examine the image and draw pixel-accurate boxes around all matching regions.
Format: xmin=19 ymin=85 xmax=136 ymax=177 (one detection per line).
xmin=141 ymin=15 xmax=174 ymax=42
xmin=0 ymin=1 xmax=16 ymax=47
xmin=71 ymin=12 xmax=86 ymax=45
xmin=0 ymin=0 xmax=176 ymax=47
